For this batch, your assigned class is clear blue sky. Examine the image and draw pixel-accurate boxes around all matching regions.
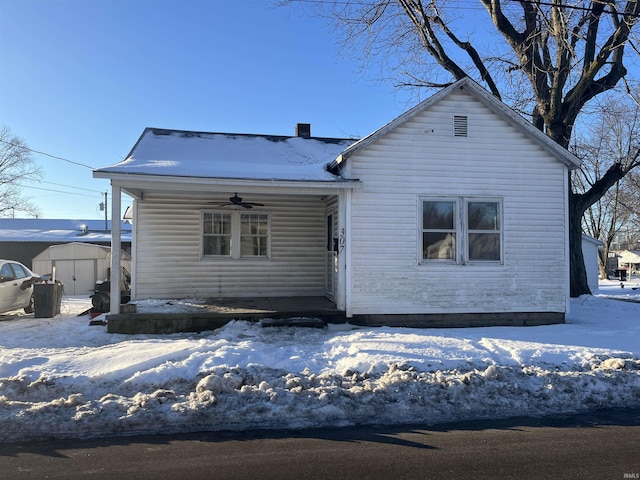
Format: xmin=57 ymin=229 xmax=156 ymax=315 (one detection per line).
xmin=0 ymin=0 xmax=413 ymax=220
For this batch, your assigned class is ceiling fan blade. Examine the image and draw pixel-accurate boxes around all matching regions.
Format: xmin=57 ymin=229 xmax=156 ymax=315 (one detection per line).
xmin=208 ymin=194 xmax=264 ymax=208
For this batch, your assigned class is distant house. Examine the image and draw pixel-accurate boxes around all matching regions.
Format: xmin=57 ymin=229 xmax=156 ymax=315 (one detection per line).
xmin=94 ymin=78 xmax=581 ymax=326
xmin=0 ymin=219 xmax=132 ymax=269
xmin=613 ymin=250 xmax=640 ymax=277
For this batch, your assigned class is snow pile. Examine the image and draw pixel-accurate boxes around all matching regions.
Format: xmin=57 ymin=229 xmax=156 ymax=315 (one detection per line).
xmin=0 ymin=281 xmax=638 ymax=443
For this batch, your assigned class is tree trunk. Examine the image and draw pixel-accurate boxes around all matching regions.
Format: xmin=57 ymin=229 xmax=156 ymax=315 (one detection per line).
xmin=568 ymin=163 xmax=630 ymax=296
xmin=569 ymin=193 xmax=591 ymax=297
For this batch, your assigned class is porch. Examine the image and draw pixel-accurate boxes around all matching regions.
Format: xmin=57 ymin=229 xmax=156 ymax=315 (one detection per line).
xmin=106 ymin=296 xmax=346 ymax=334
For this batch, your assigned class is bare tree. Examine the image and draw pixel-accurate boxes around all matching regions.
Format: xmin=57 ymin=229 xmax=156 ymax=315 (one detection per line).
xmin=285 ymin=0 xmax=640 ymax=296
xmin=574 ymin=96 xmax=640 ymax=277
xmin=0 ymin=126 xmax=42 ymax=218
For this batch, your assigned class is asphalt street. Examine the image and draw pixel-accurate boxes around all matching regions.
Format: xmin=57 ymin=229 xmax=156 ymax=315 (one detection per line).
xmin=0 ymin=409 xmax=638 ymax=480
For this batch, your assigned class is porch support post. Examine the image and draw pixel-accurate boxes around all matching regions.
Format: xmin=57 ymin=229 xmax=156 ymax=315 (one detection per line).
xmin=338 ymin=188 xmax=353 ymax=317
xmin=110 ymin=182 xmax=122 ymax=315
xmin=563 ymin=168 xmax=571 ymax=315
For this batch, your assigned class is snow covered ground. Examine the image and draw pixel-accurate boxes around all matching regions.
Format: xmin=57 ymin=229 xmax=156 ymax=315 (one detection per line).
xmin=0 ymin=280 xmax=638 ymax=443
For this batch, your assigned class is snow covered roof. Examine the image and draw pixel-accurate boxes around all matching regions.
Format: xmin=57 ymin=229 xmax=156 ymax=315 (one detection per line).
xmin=618 ymin=250 xmax=640 ymax=263
xmin=94 ymin=128 xmax=359 ymax=182
xmin=0 ymin=219 xmax=132 ymax=243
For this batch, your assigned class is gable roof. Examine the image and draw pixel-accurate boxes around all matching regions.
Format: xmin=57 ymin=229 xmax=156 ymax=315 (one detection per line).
xmin=94 ymin=128 xmax=359 ymax=183
xmin=327 ymin=77 xmax=582 ymax=173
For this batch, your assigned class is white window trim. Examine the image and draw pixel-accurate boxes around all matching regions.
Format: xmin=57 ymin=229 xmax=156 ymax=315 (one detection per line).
xmin=201 ymin=210 xmax=271 ymax=260
xmin=419 ymin=196 xmax=503 ymax=265
xmin=464 ymin=197 xmax=503 ymax=264
xmin=419 ymin=197 xmax=460 ymax=264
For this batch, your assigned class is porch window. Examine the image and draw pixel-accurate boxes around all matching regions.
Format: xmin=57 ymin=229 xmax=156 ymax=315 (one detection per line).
xmin=240 ymin=213 xmax=269 ymax=257
xmin=421 ymin=197 xmax=502 ymax=264
xmin=203 ymin=212 xmax=232 ymax=256
xmin=202 ymin=211 xmax=270 ymax=259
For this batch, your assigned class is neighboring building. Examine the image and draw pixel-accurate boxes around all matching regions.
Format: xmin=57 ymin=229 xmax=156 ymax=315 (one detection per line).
xmin=32 ymin=242 xmax=132 ymax=296
xmin=0 ymin=219 xmax=132 ymax=269
xmin=94 ymin=78 xmax=581 ymax=326
xmin=610 ymin=250 xmax=640 ymax=278
xmin=582 ymin=235 xmax=604 ymax=291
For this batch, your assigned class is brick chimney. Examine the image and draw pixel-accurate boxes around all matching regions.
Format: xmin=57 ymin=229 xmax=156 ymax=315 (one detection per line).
xmin=296 ymin=123 xmax=311 ymax=139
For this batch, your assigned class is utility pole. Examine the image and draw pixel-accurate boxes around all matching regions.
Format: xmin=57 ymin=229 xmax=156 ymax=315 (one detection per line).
xmin=104 ymin=191 xmax=108 ymax=231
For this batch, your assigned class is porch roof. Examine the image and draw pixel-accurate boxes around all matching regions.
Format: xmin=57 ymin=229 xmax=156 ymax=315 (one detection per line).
xmin=93 ymin=128 xmax=359 ymax=183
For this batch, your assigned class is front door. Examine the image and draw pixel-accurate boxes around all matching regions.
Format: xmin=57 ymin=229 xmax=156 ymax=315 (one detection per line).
xmin=326 ymin=210 xmax=338 ymax=299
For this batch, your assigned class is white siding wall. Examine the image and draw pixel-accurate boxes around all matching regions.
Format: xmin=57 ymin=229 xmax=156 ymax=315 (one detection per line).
xmin=348 ymin=89 xmax=569 ymax=314
xmin=133 ymin=194 xmax=328 ymax=299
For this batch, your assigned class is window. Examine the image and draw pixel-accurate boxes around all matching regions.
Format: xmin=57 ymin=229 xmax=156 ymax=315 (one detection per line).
xmin=421 ymin=198 xmax=502 ymax=264
xmin=467 ymin=201 xmax=501 ymax=261
xmin=202 ymin=211 xmax=269 ymax=259
xmin=203 ymin=212 xmax=232 ymax=256
xmin=0 ymin=263 xmax=14 ymax=281
xmin=422 ymin=201 xmax=456 ymax=260
xmin=240 ymin=213 xmax=269 ymax=257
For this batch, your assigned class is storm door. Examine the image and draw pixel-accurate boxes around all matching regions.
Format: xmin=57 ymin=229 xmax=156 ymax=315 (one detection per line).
xmin=325 ymin=210 xmax=338 ymax=300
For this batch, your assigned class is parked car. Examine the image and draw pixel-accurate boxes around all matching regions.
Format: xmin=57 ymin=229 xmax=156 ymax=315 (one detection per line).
xmin=0 ymin=260 xmax=41 ymax=314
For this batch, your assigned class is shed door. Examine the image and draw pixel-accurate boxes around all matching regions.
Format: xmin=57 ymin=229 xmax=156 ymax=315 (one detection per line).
xmin=326 ymin=210 xmax=338 ymax=299
xmin=53 ymin=260 xmax=97 ymax=296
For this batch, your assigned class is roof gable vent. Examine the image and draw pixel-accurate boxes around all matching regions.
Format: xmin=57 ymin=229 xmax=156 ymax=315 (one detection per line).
xmin=453 ymin=115 xmax=468 ymax=137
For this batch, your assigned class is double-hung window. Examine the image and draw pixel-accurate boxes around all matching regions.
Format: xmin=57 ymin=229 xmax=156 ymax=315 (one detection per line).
xmin=202 ymin=211 xmax=270 ymax=259
xmin=422 ymin=201 xmax=457 ymax=260
xmin=467 ymin=201 xmax=501 ymax=261
xmin=421 ymin=198 xmax=502 ymax=264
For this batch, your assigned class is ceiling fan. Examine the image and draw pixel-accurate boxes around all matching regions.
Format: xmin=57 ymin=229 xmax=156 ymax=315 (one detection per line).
xmin=209 ymin=193 xmax=264 ymax=209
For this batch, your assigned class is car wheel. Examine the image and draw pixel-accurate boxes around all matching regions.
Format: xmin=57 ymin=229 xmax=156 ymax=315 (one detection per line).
xmin=24 ymin=293 xmax=35 ymax=314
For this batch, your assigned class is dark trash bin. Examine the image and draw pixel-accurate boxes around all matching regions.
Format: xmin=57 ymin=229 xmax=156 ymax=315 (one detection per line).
xmin=619 ymin=269 xmax=628 ymax=281
xmin=34 ymin=282 xmax=63 ymax=318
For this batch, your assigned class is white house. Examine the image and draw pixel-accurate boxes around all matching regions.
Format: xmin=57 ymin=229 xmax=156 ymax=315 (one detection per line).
xmin=93 ymin=78 xmax=581 ymax=327
xmin=615 ymin=250 xmax=640 ymax=277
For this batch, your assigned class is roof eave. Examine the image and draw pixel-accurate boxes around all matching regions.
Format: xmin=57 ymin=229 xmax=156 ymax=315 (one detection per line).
xmin=93 ymin=171 xmax=361 ymax=191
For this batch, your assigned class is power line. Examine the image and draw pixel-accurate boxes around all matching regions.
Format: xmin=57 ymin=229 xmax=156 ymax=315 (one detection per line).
xmin=287 ymin=0 xmax=640 ymax=17
xmin=16 ymin=183 xmax=101 ymax=199
xmin=520 ymin=0 xmax=640 ymax=17
xmin=36 ymin=178 xmax=103 ymax=194
xmin=0 ymin=138 xmax=96 ymax=169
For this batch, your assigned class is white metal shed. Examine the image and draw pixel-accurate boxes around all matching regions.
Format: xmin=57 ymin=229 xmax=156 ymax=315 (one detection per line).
xmin=582 ymin=235 xmax=604 ymax=292
xmin=32 ymin=242 xmax=132 ymax=296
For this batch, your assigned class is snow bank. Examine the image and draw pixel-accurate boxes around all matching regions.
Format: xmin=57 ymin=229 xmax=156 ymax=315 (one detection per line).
xmin=0 ymin=284 xmax=638 ymax=443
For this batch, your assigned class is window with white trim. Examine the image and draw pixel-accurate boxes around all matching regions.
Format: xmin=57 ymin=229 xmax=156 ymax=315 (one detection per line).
xmin=466 ymin=201 xmax=501 ymax=261
xmin=422 ymin=201 xmax=457 ymax=260
xmin=421 ymin=198 xmax=502 ymax=263
xmin=202 ymin=211 xmax=270 ymax=259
